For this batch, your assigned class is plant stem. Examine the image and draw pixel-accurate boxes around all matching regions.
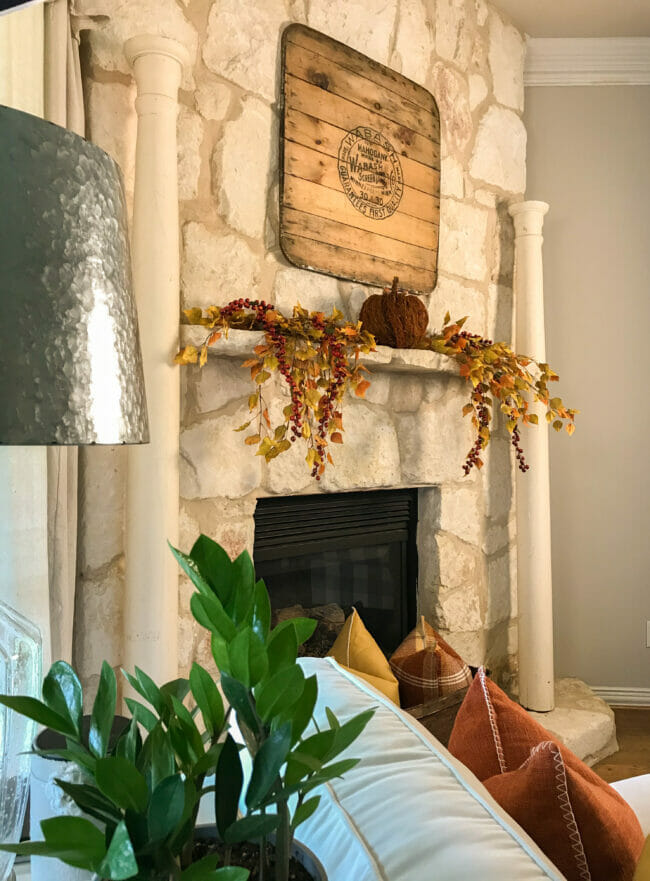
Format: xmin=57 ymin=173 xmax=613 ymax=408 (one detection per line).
xmin=274 ymin=799 xmax=291 ymax=881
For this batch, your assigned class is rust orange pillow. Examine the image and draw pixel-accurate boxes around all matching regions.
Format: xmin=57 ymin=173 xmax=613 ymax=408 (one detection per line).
xmin=485 ymin=741 xmax=644 ymax=881
xmin=389 ymin=616 xmax=471 ymax=707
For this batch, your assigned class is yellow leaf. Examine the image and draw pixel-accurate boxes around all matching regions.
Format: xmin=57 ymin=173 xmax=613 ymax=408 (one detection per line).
xmin=199 ymin=345 xmax=208 ymax=368
xmin=245 ymin=434 xmax=260 ymax=446
xmin=255 ymin=370 xmax=271 ymax=385
xmin=174 ymin=345 xmax=198 ymax=365
xmin=506 ymin=419 xmax=516 ymax=434
xmin=248 ymin=393 xmax=259 ymax=411
xmin=182 ymin=307 xmax=203 ymax=324
xmin=306 ymin=449 xmax=317 ymax=468
xmin=443 ymin=311 xmax=451 ymax=325
xmin=553 ymin=420 xmax=563 ymax=432
xmin=265 ymin=446 xmax=281 ymax=461
xmin=528 ymin=413 xmax=539 ymax=425
xmin=274 ymin=425 xmax=287 ymax=441
xmin=256 ymin=437 xmax=273 ymax=457
xmin=549 ymin=397 xmax=563 ymax=409
xmin=566 ymin=423 xmax=576 ymax=436
xmin=234 ymin=420 xmax=252 ymax=432
xmin=302 ymin=422 xmax=312 ymax=439
xmin=276 ymin=439 xmax=292 ymax=453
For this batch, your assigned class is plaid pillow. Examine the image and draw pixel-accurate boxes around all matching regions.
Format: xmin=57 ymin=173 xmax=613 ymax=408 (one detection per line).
xmin=389 ymin=617 xmax=472 ymax=707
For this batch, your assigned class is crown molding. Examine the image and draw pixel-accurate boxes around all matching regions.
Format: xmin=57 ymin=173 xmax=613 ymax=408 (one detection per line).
xmin=525 ymin=37 xmax=650 ymax=86
xmin=591 ymin=685 xmax=650 ymax=707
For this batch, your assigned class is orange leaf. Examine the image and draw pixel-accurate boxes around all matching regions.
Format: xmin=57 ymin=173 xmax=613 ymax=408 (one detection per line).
xmin=327 ymin=453 xmax=334 ymax=465
xmin=355 ymin=379 xmax=371 ymax=398
xmin=331 ymin=432 xmax=343 ymax=444
xmin=245 ymin=434 xmax=260 ymax=446
xmin=242 ymin=358 xmax=259 ymax=368
xmin=207 ymin=331 xmax=221 ymax=345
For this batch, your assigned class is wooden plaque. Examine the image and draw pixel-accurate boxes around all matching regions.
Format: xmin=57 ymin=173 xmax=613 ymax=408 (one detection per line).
xmin=280 ymin=24 xmax=440 ymax=294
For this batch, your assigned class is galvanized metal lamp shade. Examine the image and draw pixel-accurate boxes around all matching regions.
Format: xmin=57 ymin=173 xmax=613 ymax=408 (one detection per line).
xmin=0 ymin=104 xmax=149 ymax=445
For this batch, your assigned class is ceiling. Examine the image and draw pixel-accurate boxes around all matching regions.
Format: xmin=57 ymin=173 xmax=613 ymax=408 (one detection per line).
xmin=492 ymin=0 xmax=650 ymax=37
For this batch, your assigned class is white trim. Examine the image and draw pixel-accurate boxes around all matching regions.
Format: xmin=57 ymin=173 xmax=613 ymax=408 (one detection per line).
xmin=525 ymin=37 xmax=650 ymax=87
xmin=591 ymin=686 xmax=650 ymax=707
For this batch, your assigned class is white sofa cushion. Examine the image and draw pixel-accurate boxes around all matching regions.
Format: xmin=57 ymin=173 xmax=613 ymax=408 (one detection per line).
xmin=295 ymin=657 xmax=566 ymax=880
xmin=612 ymin=775 xmax=650 ymax=836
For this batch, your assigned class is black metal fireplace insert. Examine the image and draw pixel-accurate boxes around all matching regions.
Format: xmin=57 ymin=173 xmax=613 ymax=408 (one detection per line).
xmin=253 ymin=488 xmax=418 ymax=654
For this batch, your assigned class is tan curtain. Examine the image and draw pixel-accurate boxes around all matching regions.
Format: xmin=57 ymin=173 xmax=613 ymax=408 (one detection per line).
xmin=44 ymin=0 xmax=86 ymax=664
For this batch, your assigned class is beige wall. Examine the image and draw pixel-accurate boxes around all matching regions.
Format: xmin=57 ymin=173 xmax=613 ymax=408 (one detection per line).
xmin=525 ymin=85 xmax=650 ymax=689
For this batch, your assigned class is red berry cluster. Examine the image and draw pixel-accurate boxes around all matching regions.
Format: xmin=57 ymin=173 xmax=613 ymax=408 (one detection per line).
xmin=511 ymin=426 xmax=529 ymax=472
xmin=463 ymin=395 xmax=490 ymax=476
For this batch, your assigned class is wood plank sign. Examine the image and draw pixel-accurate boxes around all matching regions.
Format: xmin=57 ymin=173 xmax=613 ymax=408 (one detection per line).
xmin=280 ymin=24 xmax=440 ymax=294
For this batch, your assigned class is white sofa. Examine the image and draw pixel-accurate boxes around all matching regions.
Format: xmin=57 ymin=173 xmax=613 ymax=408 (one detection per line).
xmin=293 ymin=657 xmax=650 ymax=881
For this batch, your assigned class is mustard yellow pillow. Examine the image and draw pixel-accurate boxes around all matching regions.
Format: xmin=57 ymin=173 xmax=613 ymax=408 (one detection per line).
xmin=634 ymin=836 xmax=650 ymax=881
xmin=327 ymin=608 xmax=400 ymax=705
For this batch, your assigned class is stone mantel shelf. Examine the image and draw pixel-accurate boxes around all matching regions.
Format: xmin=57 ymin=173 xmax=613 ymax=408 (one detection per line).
xmin=180 ymin=326 xmax=460 ymax=377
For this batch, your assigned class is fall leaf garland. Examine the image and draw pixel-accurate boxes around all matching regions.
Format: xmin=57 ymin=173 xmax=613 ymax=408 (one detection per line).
xmin=176 ymin=299 xmax=577 ymax=479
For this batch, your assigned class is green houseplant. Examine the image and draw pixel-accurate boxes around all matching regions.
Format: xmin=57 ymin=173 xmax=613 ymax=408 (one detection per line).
xmin=0 ymin=659 xmax=248 ymax=881
xmin=170 ymin=535 xmax=374 ymax=881
xmin=0 ymin=537 xmax=372 ymax=881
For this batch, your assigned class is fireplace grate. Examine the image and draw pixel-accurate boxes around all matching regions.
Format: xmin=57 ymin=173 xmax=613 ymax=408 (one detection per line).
xmin=254 ymin=489 xmax=418 ymax=654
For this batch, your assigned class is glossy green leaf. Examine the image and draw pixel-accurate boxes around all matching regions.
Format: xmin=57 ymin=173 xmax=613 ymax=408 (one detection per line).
xmin=115 ymin=717 xmax=142 ymax=764
xmin=97 ymin=821 xmax=138 ymax=880
xmin=122 ymin=669 xmax=164 ymax=717
xmin=223 ymin=814 xmax=279 ymax=845
xmin=284 ymin=674 xmax=317 ymax=746
xmin=124 ymin=698 xmax=158 ymax=733
xmin=189 ymin=534 xmax=234 ymax=608
xmin=180 ymin=854 xmax=219 ymax=879
xmin=39 ymin=816 xmax=105 ymax=869
xmin=211 ymin=632 xmax=230 ymax=674
xmin=265 ymin=624 xmax=298 ymax=676
xmin=54 ymin=778 xmax=121 ymax=824
xmin=96 ymin=757 xmax=149 ymax=813
xmin=193 ymin=740 xmax=223 ymax=776
xmin=191 ymin=592 xmax=237 ymax=642
xmin=213 ymin=869 xmax=250 ymax=881
xmin=89 ymin=661 xmax=117 ymax=759
xmin=0 ymin=695 xmax=76 ymax=738
xmin=246 ymin=722 xmax=292 ymax=809
xmin=42 ymin=661 xmax=83 ymax=738
xmin=190 ymin=663 xmax=224 ymax=737
xmin=160 ymin=677 xmax=191 ymax=706
xmin=291 ymin=795 xmax=320 ymax=829
xmin=325 ymin=709 xmax=374 ymax=762
xmin=220 ymin=675 xmax=259 ymax=736
xmin=168 ymin=541 xmax=215 ymax=599
xmin=231 ymin=551 xmax=255 ymax=625
xmin=255 ymin=665 xmax=304 ymax=723
xmin=251 ymin=579 xmax=271 ymax=642
xmin=215 ymin=734 xmax=243 ymax=840
xmin=170 ymin=695 xmax=204 ymax=759
xmin=148 ymin=775 xmax=186 ymax=841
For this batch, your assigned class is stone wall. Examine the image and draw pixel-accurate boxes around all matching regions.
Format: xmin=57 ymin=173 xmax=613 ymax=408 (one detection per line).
xmin=76 ymin=0 xmax=527 ymax=693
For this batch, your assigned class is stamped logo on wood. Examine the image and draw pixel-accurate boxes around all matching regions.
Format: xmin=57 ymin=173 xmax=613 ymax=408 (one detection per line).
xmin=338 ymin=126 xmax=404 ymax=220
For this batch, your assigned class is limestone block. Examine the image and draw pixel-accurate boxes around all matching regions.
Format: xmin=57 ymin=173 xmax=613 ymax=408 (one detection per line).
xmin=436 ymin=532 xmax=483 ymax=591
xmin=272 ymin=266 xmax=343 ymax=315
xmin=438 ymin=199 xmax=489 ymax=282
xmin=474 ymin=188 xmax=497 ymax=207
xmin=182 ymin=497 xmax=257 ymax=558
xmin=469 ymin=73 xmax=488 ymax=110
xmin=202 ymin=0 xmax=286 ymax=101
xmin=195 ymin=358 xmax=252 ymax=414
xmin=74 ymin=568 xmax=124 ymax=675
xmin=177 ymin=106 xmax=203 ymax=201
xmin=363 ymin=374 xmax=390 ymax=406
xmin=308 ymin=0 xmax=398 ymax=65
xmin=397 ymin=391 xmax=475 ymax=485
xmin=217 ymin=97 xmax=274 ymax=239
xmin=439 ymin=629 xmax=486 ymax=666
xmin=195 ymin=82 xmax=232 ymax=121
xmin=181 ymin=222 xmax=261 ymax=309
xmin=439 ymin=484 xmax=482 ymax=545
xmin=391 ymin=0 xmax=433 ymax=85
xmin=428 ymin=274 xmax=487 ymax=336
xmin=475 ymin=0 xmax=488 ymax=27
xmin=435 ymin=587 xmax=482 ymax=632
xmin=264 ymin=391 xmax=315 ymax=495
xmin=482 ymin=520 xmax=512 ymax=555
xmin=482 ymin=433 xmax=514 ymax=520
xmin=492 ymin=201 xmax=515 ymax=287
xmin=84 ymin=0 xmax=197 ymax=89
xmin=487 ymin=283 xmax=513 ymax=343
xmin=320 ymin=401 xmax=401 ymax=491
xmin=343 ymin=283 xmax=378 ymax=322
xmin=441 ymin=156 xmax=464 ymax=199
xmin=180 ymin=407 xmax=263 ymax=499
xmin=469 ymin=106 xmax=527 ymax=194
xmin=431 ymin=64 xmax=473 ymax=155
xmin=422 ymin=375 xmax=449 ymax=404
xmin=486 ymin=546 xmax=516 ymax=626
xmin=179 ymin=504 xmax=200 ymax=551
xmin=78 ymin=446 xmax=126 ymax=573
xmin=488 ymin=12 xmax=525 ymax=112
xmin=388 ymin=376 xmax=423 ymax=412
xmin=85 ymin=80 xmax=136 ymax=200
xmin=435 ymin=0 xmax=474 ymax=69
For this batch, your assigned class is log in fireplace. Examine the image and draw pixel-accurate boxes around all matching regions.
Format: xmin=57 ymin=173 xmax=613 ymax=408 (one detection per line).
xmin=253 ymin=489 xmax=418 ymax=654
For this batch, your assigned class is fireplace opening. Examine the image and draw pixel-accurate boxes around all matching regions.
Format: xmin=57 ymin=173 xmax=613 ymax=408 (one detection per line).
xmin=253 ymin=489 xmax=418 ymax=655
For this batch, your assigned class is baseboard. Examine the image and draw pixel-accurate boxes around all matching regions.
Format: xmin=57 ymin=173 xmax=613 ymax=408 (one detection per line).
xmin=591 ymin=686 xmax=650 ymax=707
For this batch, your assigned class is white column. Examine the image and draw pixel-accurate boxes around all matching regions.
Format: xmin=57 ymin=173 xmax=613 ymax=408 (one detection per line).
xmin=508 ymin=200 xmax=554 ymax=712
xmin=124 ymin=35 xmax=188 ymax=684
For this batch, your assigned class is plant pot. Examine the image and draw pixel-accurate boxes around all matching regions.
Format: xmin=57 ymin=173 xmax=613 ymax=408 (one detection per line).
xmin=29 ymin=718 xmax=129 ymax=881
xmin=195 ymin=825 xmax=327 ymax=881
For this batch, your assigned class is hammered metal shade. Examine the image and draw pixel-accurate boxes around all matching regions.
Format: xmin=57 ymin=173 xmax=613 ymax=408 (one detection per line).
xmin=0 ymin=104 xmax=149 ymax=445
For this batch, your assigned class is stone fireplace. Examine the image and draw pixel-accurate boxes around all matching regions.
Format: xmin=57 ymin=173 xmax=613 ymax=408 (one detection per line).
xmin=177 ymin=327 xmax=518 ymax=688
